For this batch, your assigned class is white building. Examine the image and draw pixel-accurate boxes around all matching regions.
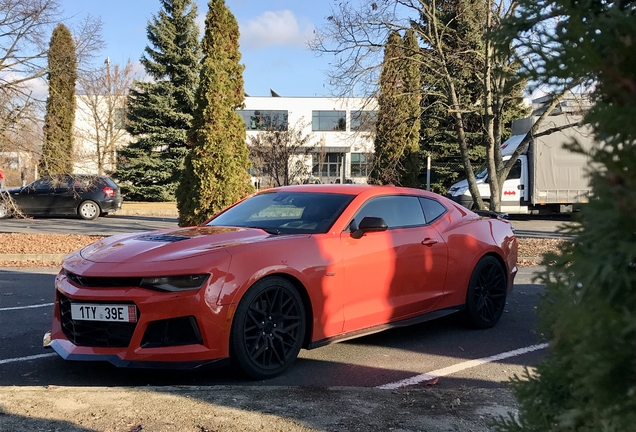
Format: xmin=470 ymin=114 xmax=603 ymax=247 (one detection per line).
xmin=73 ymin=94 xmax=128 ymax=175
xmin=71 ymin=93 xmax=377 ymax=184
xmin=241 ymin=95 xmax=376 ymax=185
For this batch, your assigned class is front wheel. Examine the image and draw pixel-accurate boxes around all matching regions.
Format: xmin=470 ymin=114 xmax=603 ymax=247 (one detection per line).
xmin=0 ymin=201 xmax=10 ymax=219
xmin=230 ymin=276 xmax=306 ymax=380
xmin=463 ymin=256 xmax=507 ymax=329
xmin=78 ymin=200 xmax=100 ymax=220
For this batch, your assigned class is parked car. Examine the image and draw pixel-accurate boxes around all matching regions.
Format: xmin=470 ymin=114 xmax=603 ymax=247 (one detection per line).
xmin=44 ymin=184 xmax=518 ymax=379
xmin=0 ymin=174 xmax=123 ymax=220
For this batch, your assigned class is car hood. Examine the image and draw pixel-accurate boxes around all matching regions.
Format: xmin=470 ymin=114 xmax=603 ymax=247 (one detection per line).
xmin=79 ymin=226 xmax=280 ymax=264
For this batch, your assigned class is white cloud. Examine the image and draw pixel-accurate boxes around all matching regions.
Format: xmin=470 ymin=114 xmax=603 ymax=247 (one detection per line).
xmin=239 ymin=10 xmax=315 ymax=49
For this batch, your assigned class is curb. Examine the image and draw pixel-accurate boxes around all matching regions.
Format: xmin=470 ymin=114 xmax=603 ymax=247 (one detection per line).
xmin=0 ymin=253 xmax=67 ymax=262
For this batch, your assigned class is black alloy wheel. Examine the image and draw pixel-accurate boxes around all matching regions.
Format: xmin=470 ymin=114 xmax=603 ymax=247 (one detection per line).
xmin=230 ymin=276 xmax=306 ymax=379
xmin=464 ymin=256 xmax=507 ymax=329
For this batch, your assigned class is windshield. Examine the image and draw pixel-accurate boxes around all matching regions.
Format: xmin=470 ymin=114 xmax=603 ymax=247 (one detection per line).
xmin=206 ymin=191 xmax=355 ymax=235
xmin=475 ymin=166 xmax=488 ymax=180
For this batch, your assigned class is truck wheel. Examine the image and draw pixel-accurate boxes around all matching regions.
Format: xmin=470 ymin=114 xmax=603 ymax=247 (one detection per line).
xmin=463 ymin=256 xmax=507 ymax=329
xmin=230 ymin=276 xmax=306 ymax=380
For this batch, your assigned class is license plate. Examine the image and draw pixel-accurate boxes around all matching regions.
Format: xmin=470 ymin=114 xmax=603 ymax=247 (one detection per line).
xmin=71 ymin=303 xmax=137 ymax=323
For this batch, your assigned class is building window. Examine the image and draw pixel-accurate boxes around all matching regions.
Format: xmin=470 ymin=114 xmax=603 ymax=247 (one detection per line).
xmin=237 ymin=110 xmax=288 ymax=131
xmin=312 ymin=153 xmax=342 ymax=178
xmin=350 ymin=153 xmax=372 ymax=177
xmin=312 ymin=111 xmax=346 ymax=131
xmin=114 ymin=107 xmax=126 ymax=130
xmin=350 ymin=111 xmax=376 ymax=132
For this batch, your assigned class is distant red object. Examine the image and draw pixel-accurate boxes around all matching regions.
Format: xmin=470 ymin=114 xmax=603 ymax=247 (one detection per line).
xmin=47 ymin=184 xmax=518 ymax=379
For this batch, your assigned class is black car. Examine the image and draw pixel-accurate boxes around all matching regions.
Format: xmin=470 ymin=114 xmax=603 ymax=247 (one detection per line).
xmin=0 ymin=174 xmax=123 ymax=220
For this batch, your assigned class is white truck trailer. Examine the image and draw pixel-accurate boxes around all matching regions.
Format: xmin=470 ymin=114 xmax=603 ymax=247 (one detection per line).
xmin=447 ymin=114 xmax=594 ymax=215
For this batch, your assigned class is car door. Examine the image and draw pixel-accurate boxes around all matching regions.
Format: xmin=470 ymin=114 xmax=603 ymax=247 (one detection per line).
xmin=17 ymin=177 xmax=57 ymax=214
xmin=500 ymin=158 xmax=524 ymax=214
xmin=53 ymin=175 xmax=83 ymax=214
xmin=340 ymin=195 xmax=448 ymax=332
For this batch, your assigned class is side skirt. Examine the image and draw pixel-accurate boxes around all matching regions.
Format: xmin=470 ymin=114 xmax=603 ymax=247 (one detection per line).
xmin=306 ymin=305 xmax=464 ymax=350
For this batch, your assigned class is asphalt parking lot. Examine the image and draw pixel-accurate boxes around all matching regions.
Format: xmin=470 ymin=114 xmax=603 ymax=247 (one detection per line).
xmin=0 ymin=212 xmax=557 ymax=431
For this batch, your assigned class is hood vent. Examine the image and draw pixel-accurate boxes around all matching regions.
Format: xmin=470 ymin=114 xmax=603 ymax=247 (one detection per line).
xmin=135 ymin=234 xmax=190 ymax=243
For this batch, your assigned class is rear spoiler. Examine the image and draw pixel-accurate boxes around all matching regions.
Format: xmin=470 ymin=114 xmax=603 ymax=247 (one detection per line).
xmin=473 ymin=209 xmax=509 ymax=220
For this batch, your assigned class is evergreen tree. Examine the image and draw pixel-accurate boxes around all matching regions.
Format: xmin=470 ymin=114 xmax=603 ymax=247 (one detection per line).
xmin=177 ymin=0 xmax=254 ymax=226
xmin=494 ymin=1 xmax=636 ymax=431
xmin=371 ymin=29 xmax=421 ymax=187
xmin=117 ymin=0 xmax=201 ymax=201
xmin=417 ymin=0 xmax=528 ymax=194
xmin=41 ymin=24 xmax=77 ymax=175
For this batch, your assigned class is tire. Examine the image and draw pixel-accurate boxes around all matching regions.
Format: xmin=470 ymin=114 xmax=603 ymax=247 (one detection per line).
xmin=0 ymin=201 xmax=10 ymax=219
xmin=463 ymin=256 xmax=507 ymax=329
xmin=230 ymin=276 xmax=306 ymax=380
xmin=78 ymin=200 xmax=100 ymax=220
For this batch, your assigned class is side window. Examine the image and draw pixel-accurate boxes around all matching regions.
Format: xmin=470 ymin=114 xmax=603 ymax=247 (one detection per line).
xmin=419 ymin=197 xmax=447 ymax=224
xmin=351 ymin=196 xmax=425 ymax=229
xmin=506 ymin=159 xmax=522 ymax=180
xmin=33 ymin=177 xmax=53 ymax=191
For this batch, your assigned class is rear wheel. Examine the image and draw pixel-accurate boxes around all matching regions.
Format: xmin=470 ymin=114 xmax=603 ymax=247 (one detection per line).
xmin=230 ymin=276 xmax=306 ymax=380
xmin=78 ymin=200 xmax=100 ymax=220
xmin=463 ymin=256 xmax=507 ymax=329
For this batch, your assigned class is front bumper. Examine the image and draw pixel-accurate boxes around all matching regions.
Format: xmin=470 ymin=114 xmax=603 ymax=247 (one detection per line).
xmin=48 ymin=271 xmax=233 ymax=369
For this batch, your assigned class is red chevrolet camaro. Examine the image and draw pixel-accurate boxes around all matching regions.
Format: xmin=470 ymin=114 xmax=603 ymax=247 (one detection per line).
xmin=45 ymin=184 xmax=518 ymax=379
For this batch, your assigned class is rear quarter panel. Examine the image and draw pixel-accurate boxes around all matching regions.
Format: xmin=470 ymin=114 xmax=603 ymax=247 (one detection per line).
xmin=432 ymin=203 xmax=518 ymax=307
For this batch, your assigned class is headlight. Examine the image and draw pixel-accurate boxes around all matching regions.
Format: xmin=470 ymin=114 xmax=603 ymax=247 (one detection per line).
xmin=140 ymin=274 xmax=209 ymax=292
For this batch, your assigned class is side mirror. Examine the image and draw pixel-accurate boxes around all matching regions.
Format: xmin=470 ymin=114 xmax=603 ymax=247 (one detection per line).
xmin=351 ymin=216 xmax=388 ymax=239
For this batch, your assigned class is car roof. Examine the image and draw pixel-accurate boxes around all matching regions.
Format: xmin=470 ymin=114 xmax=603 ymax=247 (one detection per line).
xmin=259 ymin=184 xmax=443 ymax=199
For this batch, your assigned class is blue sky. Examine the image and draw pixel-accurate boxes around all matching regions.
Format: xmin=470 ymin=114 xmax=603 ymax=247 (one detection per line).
xmin=60 ymin=0 xmax=337 ymax=97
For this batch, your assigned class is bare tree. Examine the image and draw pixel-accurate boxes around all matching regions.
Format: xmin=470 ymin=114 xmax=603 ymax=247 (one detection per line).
xmin=248 ymin=119 xmax=317 ymax=187
xmin=312 ymin=0 xmax=578 ymax=210
xmin=0 ymin=0 xmax=61 ymax=135
xmin=75 ymin=59 xmax=136 ymax=175
xmin=0 ymin=0 xmax=104 ymax=165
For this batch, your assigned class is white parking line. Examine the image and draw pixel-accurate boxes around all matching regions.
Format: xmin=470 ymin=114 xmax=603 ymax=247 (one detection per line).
xmin=377 ymin=343 xmax=549 ymax=390
xmin=0 ymin=353 xmax=57 ymax=365
xmin=0 ymin=303 xmax=53 ymax=312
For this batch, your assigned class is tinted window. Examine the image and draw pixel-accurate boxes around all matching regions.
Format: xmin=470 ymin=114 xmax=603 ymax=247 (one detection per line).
xmin=237 ymin=110 xmax=288 ymax=131
xmin=507 ymin=159 xmax=522 ymax=180
xmin=419 ymin=197 xmax=447 ymax=224
xmin=312 ymin=111 xmax=346 ymax=131
xmin=350 ymin=111 xmax=376 ymax=131
xmin=207 ymin=192 xmax=355 ymax=234
xmin=351 ymin=196 xmax=425 ymax=229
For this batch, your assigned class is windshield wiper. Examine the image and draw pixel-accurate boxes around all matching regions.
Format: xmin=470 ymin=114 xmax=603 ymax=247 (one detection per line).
xmin=247 ymin=226 xmax=281 ymax=235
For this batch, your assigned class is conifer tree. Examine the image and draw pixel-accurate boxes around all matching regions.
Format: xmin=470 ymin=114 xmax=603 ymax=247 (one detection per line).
xmin=177 ymin=0 xmax=253 ymax=226
xmin=494 ymin=1 xmax=636 ymax=430
xmin=41 ymin=24 xmax=77 ymax=175
xmin=371 ymin=29 xmax=421 ymax=187
xmin=117 ymin=0 xmax=201 ymax=201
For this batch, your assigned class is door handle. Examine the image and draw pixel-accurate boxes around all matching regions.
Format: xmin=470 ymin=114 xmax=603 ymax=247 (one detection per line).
xmin=421 ymin=238 xmax=439 ymax=246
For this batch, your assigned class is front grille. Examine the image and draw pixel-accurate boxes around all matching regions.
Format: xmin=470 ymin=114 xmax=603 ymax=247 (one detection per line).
xmin=66 ymin=272 xmax=142 ymax=288
xmin=58 ymin=293 xmax=139 ymax=348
